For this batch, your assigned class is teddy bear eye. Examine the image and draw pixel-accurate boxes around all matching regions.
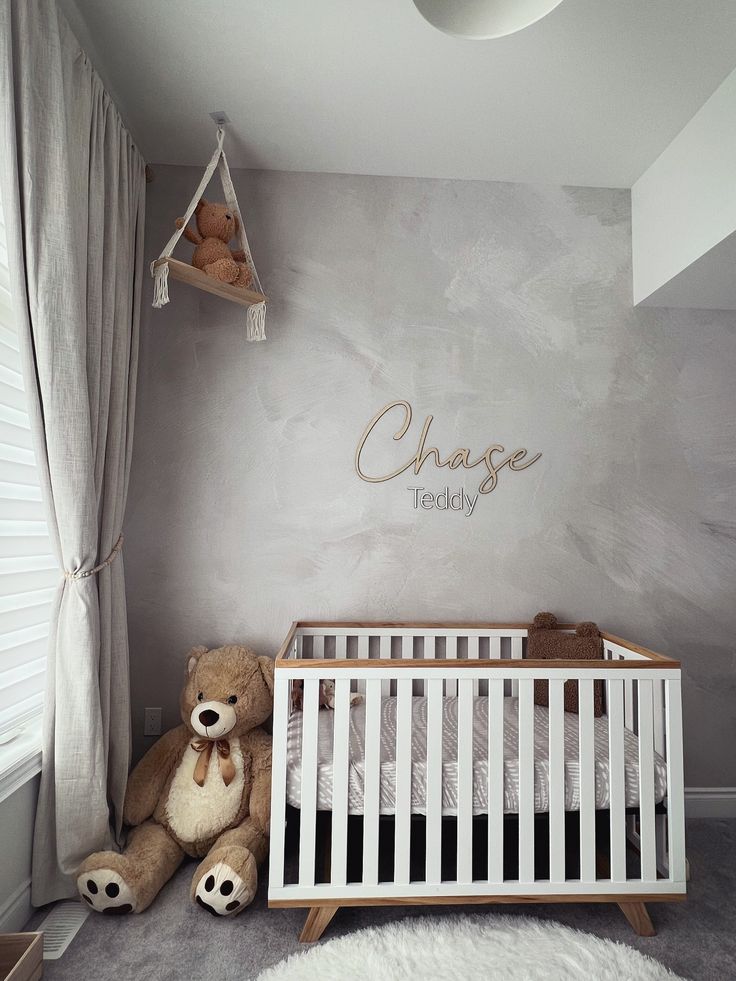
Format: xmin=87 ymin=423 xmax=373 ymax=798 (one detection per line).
xmin=197 ymin=692 xmax=204 ymax=702
xmin=227 ymin=695 xmax=238 ymax=705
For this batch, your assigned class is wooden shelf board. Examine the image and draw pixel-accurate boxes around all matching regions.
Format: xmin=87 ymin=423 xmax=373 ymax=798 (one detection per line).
xmin=154 ymin=257 xmax=267 ymax=307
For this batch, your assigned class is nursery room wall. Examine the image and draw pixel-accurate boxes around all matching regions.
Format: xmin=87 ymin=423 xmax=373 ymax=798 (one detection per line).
xmin=125 ymin=165 xmax=736 ymax=792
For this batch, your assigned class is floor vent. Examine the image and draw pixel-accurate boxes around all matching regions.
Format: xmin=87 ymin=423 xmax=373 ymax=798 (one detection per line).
xmin=38 ymin=900 xmax=90 ymax=960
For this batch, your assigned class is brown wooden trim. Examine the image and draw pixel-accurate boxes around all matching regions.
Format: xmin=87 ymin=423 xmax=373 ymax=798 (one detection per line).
xmin=294 ymin=620 xmax=562 ymax=630
xmin=152 ymin=257 xmax=267 ymax=307
xmin=284 ymin=623 xmax=676 ymax=666
xmin=275 ymin=657 xmax=679 ymax=671
xmin=270 ymin=893 xmax=685 ymax=909
xmin=600 ymin=632 xmax=671 ymax=663
xmin=275 ymin=621 xmax=299 ymax=661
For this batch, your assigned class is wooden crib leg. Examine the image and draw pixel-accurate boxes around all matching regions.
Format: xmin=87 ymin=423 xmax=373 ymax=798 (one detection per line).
xmin=299 ymin=905 xmax=339 ymax=943
xmin=618 ymin=902 xmax=656 ymax=937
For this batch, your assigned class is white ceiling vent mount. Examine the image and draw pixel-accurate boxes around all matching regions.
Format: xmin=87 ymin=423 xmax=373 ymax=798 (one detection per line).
xmin=413 ymin=0 xmax=565 ymax=39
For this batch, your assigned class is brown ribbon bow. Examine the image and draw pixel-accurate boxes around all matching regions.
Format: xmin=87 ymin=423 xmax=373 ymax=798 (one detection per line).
xmin=191 ymin=738 xmax=236 ymax=787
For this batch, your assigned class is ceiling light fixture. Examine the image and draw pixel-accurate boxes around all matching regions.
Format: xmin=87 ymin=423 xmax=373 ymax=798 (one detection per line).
xmin=413 ymin=0 xmax=565 ymax=40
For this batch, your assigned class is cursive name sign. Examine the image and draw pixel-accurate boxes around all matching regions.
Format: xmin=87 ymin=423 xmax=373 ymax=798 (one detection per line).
xmin=355 ymin=400 xmax=541 ymax=497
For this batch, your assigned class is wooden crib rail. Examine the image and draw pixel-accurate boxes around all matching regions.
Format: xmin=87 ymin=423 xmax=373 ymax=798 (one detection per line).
xmin=275 ymin=621 xmax=677 ymax=668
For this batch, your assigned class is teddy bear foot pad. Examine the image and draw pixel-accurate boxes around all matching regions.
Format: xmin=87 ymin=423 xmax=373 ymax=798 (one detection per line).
xmin=77 ymin=869 xmax=137 ymax=915
xmin=193 ymin=859 xmax=255 ymax=916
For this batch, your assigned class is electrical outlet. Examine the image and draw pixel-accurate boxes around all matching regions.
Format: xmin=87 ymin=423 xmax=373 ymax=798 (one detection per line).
xmin=143 ymin=707 xmax=162 ymax=737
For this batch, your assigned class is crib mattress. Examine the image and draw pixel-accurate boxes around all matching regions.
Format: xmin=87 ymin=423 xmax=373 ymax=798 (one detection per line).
xmin=285 ymin=694 xmax=668 ymax=816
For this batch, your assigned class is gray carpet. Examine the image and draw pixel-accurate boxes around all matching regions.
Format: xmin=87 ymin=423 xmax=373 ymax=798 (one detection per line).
xmin=28 ymin=819 xmax=736 ymax=981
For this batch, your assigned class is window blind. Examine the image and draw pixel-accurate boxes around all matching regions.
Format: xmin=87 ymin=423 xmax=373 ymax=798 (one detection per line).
xmin=0 ymin=194 xmax=57 ymax=742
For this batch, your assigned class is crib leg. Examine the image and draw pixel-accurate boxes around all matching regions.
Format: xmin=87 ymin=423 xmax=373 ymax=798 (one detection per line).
xmin=617 ymin=902 xmax=656 ymax=937
xmin=299 ymin=905 xmax=339 ymax=943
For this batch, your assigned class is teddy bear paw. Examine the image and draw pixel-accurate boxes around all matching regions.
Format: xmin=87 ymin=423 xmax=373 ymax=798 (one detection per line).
xmin=77 ymin=869 xmax=137 ymax=915
xmin=194 ymin=858 xmax=256 ymax=917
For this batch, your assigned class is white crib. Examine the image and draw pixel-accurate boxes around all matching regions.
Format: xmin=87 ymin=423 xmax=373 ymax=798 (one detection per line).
xmin=268 ymin=622 xmax=686 ymax=942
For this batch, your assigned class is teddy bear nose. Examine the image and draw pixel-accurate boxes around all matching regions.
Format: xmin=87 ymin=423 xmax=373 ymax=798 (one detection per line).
xmin=199 ymin=709 xmax=220 ymax=727
xmin=225 ymin=213 xmax=232 ymax=220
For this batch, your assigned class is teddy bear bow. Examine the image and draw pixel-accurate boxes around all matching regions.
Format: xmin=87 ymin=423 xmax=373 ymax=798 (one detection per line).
xmin=191 ymin=738 xmax=236 ymax=787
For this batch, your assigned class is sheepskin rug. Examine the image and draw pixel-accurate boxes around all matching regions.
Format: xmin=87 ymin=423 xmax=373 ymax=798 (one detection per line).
xmin=257 ymin=914 xmax=685 ymax=981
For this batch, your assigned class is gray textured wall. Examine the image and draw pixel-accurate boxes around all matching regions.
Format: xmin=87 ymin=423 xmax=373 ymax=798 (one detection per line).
xmin=126 ymin=165 xmax=736 ymax=784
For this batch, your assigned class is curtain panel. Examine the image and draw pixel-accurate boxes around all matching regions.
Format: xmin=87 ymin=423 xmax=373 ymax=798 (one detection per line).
xmin=0 ymin=0 xmax=145 ymax=903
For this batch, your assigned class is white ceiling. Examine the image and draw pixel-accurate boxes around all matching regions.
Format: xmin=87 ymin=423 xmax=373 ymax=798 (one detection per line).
xmin=61 ymin=0 xmax=736 ymax=188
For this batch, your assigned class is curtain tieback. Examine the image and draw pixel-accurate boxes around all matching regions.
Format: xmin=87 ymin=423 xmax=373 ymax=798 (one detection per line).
xmin=191 ymin=738 xmax=236 ymax=787
xmin=64 ymin=533 xmax=124 ymax=581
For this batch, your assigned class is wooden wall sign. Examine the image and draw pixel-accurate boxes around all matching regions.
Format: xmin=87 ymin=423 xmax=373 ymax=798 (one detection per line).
xmin=355 ymin=400 xmax=541 ymax=514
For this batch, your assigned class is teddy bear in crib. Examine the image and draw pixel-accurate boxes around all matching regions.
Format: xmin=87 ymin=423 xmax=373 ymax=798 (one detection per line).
xmin=175 ymin=198 xmax=253 ymax=289
xmin=77 ymin=644 xmax=273 ymax=916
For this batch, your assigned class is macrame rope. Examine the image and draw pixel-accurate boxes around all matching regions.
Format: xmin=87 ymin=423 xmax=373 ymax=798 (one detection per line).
xmin=64 ymin=533 xmax=124 ymax=581
xmin=150 ymin=125 xmax=266 ymax=341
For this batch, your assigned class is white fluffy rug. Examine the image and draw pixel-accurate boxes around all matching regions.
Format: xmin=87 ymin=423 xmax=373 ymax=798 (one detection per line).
xmin=257 ymin=914 xmax=685 ymax=981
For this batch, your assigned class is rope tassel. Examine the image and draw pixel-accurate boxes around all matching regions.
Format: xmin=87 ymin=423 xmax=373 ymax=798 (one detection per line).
xmin=151 ymin=261 xmax=170 ymax=308
xmin=246 ymin=300 xmax=266 ymax=342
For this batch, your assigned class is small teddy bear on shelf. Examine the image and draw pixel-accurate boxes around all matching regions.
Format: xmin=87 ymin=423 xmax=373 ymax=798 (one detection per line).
xmin=175 ymin=198 xmax=253 ymax=289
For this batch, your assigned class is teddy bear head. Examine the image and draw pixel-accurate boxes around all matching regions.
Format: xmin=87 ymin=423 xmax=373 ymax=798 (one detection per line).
xmin=180 ymin=644 xmax=274 ymax=741
xmin=194 ymin=198 xmax=239 ymax=243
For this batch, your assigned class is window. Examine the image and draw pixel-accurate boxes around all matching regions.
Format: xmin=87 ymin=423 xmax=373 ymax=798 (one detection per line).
xmin=0 ymin=190 xmax=57 ymax=750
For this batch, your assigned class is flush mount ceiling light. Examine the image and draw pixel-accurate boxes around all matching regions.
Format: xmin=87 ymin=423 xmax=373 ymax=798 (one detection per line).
xmin=413 ymin=0 xmax=565 ymax=39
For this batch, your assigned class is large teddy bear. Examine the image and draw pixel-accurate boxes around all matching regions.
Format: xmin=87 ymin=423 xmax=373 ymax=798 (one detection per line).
xmin=77 ymin=644 xmax=273 ymax=916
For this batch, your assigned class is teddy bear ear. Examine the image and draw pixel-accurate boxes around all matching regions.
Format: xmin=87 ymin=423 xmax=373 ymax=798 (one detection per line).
xmin=576 ymin=621 xmax=599 ymax=638
xmin=257 ymin=656 xmax=274 ymax=697
xmin=195 ymin=198 xmax=207 ymax=213
xmin=186 ymin=646 xmax=208 ymax=675
xmin=532 ymin=611 xmax=557 ymax=631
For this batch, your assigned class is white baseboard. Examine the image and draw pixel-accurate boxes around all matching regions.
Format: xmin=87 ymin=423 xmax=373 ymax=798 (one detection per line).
xmin=685 ymin=787 xmax=736 ymax=819
xmin=0 ymin=877 xmax=32 ymax=933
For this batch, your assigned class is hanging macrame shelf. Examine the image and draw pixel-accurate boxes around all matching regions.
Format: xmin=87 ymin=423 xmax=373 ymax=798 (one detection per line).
xmin=150 ymin=123 xmax=268 ymax=341
xmin=152 ymin=257 xmax=267 ymax=308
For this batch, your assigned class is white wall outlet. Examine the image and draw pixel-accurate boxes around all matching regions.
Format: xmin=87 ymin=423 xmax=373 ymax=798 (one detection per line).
xmin=143 ymin=707 xmax=162 ymax=737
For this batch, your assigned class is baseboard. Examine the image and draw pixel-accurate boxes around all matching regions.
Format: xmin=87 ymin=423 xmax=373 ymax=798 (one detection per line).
xmin=0 ymin=877 xmax=32 ymax=933
xmin=685 ymin=787 xmax=736 ymax=819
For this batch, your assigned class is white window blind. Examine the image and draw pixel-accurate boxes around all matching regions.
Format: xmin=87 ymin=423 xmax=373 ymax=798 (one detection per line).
xmin=0 ymin=192 xmax=57 ymax=743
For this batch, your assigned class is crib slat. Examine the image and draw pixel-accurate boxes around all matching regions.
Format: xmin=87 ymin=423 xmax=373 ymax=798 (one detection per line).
xmin=426 ymin=677 xmax=444 ymax=885
xmin=548 ymin=679 xmax=565 ymax=883
xmin=637 ymin=679 xmax=657 ymax=882
xmin=457 ymin=677 xmax=474 ymax=884
xmin=578 ymin=678 xmax=596 ymax=883
xmin=298 ymin=677 xmax=321 ymax=887
xmin=510 ymin=636 xmax=522 ymax=698
xmin=624 ymin=671 xmax=634 ymax=731
xmin=268 ymin=673 xmax=290 ymax=890
xmin=607 ymin=678 xmax=627 ymax=883
xmin=487 ymin=677 xmax=504 ymax=884
xmin=312 ymin=635 xmax=324 ymax=660
xmin=362 ymin=678 xmax=382 ymax=886
xmin=653 ymin=678 xmax=665 ymax=756
xmin=518 ymin=678 xmax=535 ymax=883
xmin=394 ymin=676 xmax=413 ymax=885
xmin=489 ymin=637 xmax=501 ymax=660
xmin=379 ymin=635 xmax=391 ymax=697
xmin=664 ymin=679 xmax=686 ymax=883
xmin=357 ymin=635 xmax=369 ymax=696
xmin=445 ymin=635 xmax=458 ymax=697
xmin=335 ymin=635 xmax=347 ymax=660
xmin=330 ymin=677 xmax=351 ymax=886
xmin=468 ymin=636 xmax=480 ymax=695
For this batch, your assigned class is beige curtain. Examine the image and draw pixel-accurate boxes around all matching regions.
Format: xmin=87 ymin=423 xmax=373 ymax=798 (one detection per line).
xmin=0 ymin=0 xmax=145 ymax=903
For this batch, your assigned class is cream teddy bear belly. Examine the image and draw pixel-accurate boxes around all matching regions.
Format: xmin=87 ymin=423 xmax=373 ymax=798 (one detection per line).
xmin=165 ymin=737 xmax=246 ymax=843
